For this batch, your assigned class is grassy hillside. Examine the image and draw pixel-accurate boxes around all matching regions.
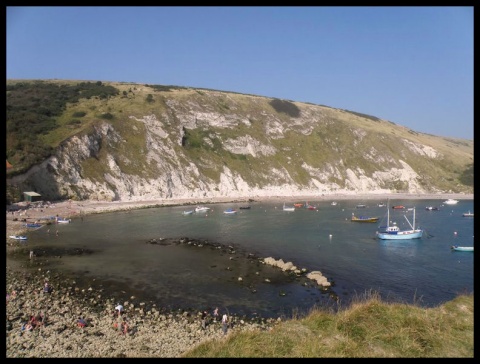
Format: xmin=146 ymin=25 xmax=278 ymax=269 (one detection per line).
xmin=182 ymin=291 xmax=473 ymax=358
xmin=6 ymin=79 xmax=473 ymax=200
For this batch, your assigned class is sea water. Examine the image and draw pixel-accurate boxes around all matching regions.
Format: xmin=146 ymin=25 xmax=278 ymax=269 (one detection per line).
xmin=22 ymin=199 xmax=474 ymax=318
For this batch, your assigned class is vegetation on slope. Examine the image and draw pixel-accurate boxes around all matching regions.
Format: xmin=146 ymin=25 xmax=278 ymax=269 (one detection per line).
xmin=182 ymin=291 xmax=473 ymax=358
xmin=6 ymin=80 xmax=119 ymax=176
xmin=6 ymin=79 xmax=474 ymax=202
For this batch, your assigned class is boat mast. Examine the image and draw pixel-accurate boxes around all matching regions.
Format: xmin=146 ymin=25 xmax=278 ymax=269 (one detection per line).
xmin=413 ymin=207 xmax=415 ymax=230
xmin=387 ymin=199 xmax=390 ymax=228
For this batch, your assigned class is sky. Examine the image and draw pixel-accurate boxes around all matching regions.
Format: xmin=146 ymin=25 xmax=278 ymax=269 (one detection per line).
xmin=6 ymin=6 xmax=474 ymax=140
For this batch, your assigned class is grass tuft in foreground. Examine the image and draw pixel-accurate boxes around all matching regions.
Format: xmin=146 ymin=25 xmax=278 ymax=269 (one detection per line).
xmin=182 ymin=291 xmax=473 ymax=358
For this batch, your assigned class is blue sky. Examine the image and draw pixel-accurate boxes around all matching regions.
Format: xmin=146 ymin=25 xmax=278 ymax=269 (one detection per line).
xmin=7 ymin=6 xmax=473 ymax=140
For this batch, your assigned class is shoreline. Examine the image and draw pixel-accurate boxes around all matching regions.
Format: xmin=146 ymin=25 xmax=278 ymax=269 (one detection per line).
xmin=6 ymin=193 xmax=473 ymax=244
xmin=6 ymin=193 xmax=473 ymax=357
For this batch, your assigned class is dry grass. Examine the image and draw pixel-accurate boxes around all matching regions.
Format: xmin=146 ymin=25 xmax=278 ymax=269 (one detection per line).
xmin=182 ymin=291 xmax=473 ymax=358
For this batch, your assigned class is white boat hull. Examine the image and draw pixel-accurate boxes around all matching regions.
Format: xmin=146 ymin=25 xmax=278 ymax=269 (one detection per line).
xmin=443 ymin=199 xmax=459 ymax=205
xmin=376 ymin=230 xmax=423 ymax=240
xmin=9 ymin=235 xmax=27 ymax=240
xmin=451 ymin=246 xmax=474 ymax=252
xmin=195 ymin=206 xmax=211 ymax=213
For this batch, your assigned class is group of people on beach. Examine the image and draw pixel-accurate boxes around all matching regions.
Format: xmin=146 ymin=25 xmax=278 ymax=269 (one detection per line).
xmin=21 ymin=313 xmax=45 ymax=333
xmin=112 ymin=304 xmax=129 ymax=335
xmin=201 ymin=307 xmax=229 ymax=336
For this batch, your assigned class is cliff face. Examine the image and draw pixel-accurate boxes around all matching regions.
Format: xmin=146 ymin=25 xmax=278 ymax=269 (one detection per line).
xmin=7 ymin=82 xmax=473 ymax=201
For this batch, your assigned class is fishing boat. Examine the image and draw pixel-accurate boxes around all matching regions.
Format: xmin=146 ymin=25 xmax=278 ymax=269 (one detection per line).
xmin=194 ymin=206 xmax=211 ymax=213
xmin=443 ymin=199 xmax=459 ymax=205
xmin=305 ymin=202 xmax=317 ymax=210
xmin=392 ymin=205 xmax=405 ymax=209
xmin=351 ymin=213 xmax=379 ymax=223
xmin=376 ymin=201 xmax=423 ymax=240
xmin=293 ymin=203 xmax=304 ymax=208
xmin=451 ymin=245 xmax=474 ymax=252
xmin=223 ymin=208 xmax=238 ymax=215
xmin=462 ymin=211 xmax=474 ymax=217
xmin=239 ymin=206 xmax=251 ymax=210
xmin=425 ymin=206 xmax=439 ymax=211
xmin=282 ymin=203 xmax=295 ymax=212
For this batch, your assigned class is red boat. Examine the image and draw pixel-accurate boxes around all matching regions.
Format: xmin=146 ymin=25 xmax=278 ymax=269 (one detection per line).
xmin=392 ymin=205 xmax=405 ymax=209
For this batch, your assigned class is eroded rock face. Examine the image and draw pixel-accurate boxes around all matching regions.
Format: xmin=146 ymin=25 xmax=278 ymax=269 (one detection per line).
xmin=8 ymin=89 xmax=467 ymax=202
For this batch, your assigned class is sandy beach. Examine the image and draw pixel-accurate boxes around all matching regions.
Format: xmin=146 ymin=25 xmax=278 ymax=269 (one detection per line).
xmin=6 ymin=193 xmax=473 ymax=357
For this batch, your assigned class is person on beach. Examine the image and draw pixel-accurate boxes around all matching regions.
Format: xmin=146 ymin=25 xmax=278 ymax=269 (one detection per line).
xmin=43 ymin=282 xmax=52 ymax=293
xmin=122 ymin=317 xmax=129 ymax=335
xmin=222 ymin=313 xmax=228 ymax=336
xmin=115 ymin=312 xmax=124 ymax=334
xmin=115 ymin=303 xmax=124 ymax=314
xmin=77 ymin=317 xmax=87 ymax=328
xmin=22 ymin=322 xmax=34 ymax=332
xmin=213 ymin=307 xmax=219 ymax=321
xmin=27 ymin=314 xmax=40 ymax=330
xmin=201 ymin=310 xmax=208 ymax=330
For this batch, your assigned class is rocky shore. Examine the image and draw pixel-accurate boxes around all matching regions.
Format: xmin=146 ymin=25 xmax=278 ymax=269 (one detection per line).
xmin=6 ymin=266 xmax=279 ymax=358
xmin=6 ymin=193 xmax=472 ymax=357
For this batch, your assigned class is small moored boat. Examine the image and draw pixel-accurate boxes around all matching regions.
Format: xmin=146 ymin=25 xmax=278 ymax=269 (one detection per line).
xmin=451 ymin=245 xmax=474 ymax=252
xmin=223 ymin=208 xmax=237 ymax=214
xmin=195 ymin=206 xmax=211 ymax=213
xmin=282 ymin=203 xmax=295 ymax=212
xmin=462 ymin=211 xmax=474 ymax=217
xmin=9 ymin=235 xmax=27 ymax=240
xmin=443 ymin=199 xmax=459 ymax=205
xmin=351 ymin=213 xmax=379 ymax=223
xmin=25 ymin=223 xmax=42 ymax=228
xmin=182 ymin=210 xmax=195 ymax=215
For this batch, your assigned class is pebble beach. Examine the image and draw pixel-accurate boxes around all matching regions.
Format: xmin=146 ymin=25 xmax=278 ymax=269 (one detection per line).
xmin=6 ymin=193 xmax=472 ymax=358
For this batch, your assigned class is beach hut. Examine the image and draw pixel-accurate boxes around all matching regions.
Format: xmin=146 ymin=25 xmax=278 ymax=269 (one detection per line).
xmin=23 ymin=191 xmax=42 ymax=203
